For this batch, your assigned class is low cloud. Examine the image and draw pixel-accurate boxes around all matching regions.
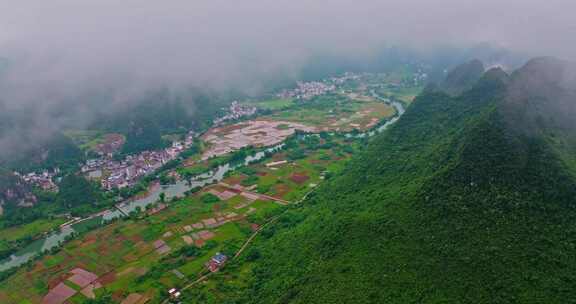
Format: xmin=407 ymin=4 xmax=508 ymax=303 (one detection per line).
xmin=0 ymin=0 xmax=575 ymax=161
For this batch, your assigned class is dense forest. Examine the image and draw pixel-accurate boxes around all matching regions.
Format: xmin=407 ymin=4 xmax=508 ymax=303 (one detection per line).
xmin=190 ymin=58 xmax=576 ymax=303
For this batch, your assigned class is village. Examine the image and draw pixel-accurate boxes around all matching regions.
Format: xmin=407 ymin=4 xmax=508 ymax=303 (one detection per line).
xmin=14 ymin=100 xmax=259 ymax=193
xmin=12 ymin=71 xmax=420 ymax=195
xmin=29 ymin=141 xmax=342 ymax=304
xmin=0 ymin=70 xmax=424 ymax=304
xmin=276 ymin=72 xmax=363 ymax=101
xmin=15 ymin=169 xmax=60 ymax=193
xmin=82 ymin=132 xmax=195 ymax=190
xmin=212 ymin=101 xmax=257 ymax=126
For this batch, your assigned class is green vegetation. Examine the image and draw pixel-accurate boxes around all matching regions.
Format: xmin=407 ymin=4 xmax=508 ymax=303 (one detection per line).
xmin=58 ymin=174 xmax=99 ymax=209
xmin=64 ymin=130 xmax=106 ymax=151
xmin=0 ymin=66 xmax=430 ymax=303
xmin=248 ymin=98 xmax=294 ymax=111
xmin=5 ymin=132 xmax=84 ymax=172
xmin=0 ymin=124 xmax=360 ymax=303
xmin=201 ymin=193 xmax=220 ymax=204
xmin=188 ymin=63 xmax=576 ymax=303
xmin=263 ymin=94 xmax=395 ymax=131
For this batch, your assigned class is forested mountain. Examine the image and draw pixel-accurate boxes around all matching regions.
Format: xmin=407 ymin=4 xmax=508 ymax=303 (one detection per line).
xmin=0 ymin=168 xmax=35 ymax=209
xmin=3 ymin=132 xmax=83 ymax=172
xmin=232 ymin=58 xmax=576 ymax=303
xmin=441 ymin=59 xmax=485 ymax=95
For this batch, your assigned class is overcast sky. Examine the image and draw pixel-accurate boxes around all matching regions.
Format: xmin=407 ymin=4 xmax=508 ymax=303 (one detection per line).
xmin=0 ymin=0 xmax=575 ymax=93
xmin=0 ymin=0 xmax=575 ymax=160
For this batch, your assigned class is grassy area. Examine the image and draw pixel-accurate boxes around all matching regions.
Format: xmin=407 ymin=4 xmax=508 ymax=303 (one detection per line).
xmin=246 ymin=98 xmax=294 ymax=111
xmin=193 ymin=67 xmax=576 ymax=303
xmin=0 ymin=73 xmax=411 ymax=303
xmin=375 ymin=86 xmax=423 ymax=105
xmin=0 ymin=218 xmax=66 ymax=244
xmin=0 ymin=218 xmax=67 ymax=255
xmin=0 ymin=182 xmax=285 ymax=303
xmin=390 ymin=86 xmax=423 ymax=104
xmin=63 ymin=130 xmax=105 ymax=151
xmin=0 ymin=132 xmax=361 ymax=303
xmin=263 ymin=95 xmax=395 ymax=131
xmin=181 ymin=137 xmax=359 ymax=302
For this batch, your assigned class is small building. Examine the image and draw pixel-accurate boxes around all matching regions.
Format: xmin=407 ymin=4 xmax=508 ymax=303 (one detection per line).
xmin=206 ymin=252 xmax=228 ymax=272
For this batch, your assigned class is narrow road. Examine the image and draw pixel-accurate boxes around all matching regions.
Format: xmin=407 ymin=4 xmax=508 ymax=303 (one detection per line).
xmin=218 ymin=182 xmax=290 ymax=205
xmin=161 ymin=185 xmax=320 ymax=303
xmin=233 ymin=215 xmax=281 ymax=259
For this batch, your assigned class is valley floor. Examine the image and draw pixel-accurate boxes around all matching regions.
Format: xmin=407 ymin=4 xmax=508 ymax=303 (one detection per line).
xmin=0 ymin=72 xmax=421 ymax=304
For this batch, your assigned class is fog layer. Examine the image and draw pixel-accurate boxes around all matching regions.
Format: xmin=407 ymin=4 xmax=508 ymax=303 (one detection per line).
xmin=0 ymin=0 xmax=575 ymax=161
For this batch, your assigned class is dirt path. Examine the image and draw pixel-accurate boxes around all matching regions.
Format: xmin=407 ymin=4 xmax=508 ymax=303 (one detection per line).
xmin=218 ymin=182 xmax=290 ymax=205
xmin=160 ymin=185 xmax=320 ymax=303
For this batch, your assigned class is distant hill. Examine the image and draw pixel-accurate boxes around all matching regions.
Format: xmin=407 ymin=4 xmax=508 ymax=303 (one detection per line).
xmin=0 ymin=168 xmax=35 ymax=211
xmin=441 ymin=59 xmax=485 ymax=95
xmin=230 ymin=58 xmax=576 ymax=303
xmin=2 ymin=131 xmax=83 ymax=172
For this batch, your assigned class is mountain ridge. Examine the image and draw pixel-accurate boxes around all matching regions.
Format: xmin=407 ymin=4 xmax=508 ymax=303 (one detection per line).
xmin=216 ymin=57 xmax=576 ymax=303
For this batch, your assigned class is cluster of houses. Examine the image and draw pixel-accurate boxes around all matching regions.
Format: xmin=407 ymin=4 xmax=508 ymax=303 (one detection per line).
xmin=82 ymin=132 xmax=195 ymax=190
xmin=213 ymin=101 xmax=257 ymax=125
xmin=277 ymin=80 xmax=336 ymax=101
xmin=16 ymin=169 xmax=59 ymax=192
xmin=328 ymin=72 xmax=362 ymax=85
xmin=277 ymin=73 xmax=369 ymax=101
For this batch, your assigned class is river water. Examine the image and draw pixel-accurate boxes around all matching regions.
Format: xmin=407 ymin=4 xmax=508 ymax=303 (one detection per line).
xmin=0 ymin=96 xmax=406 ymax=272
xmin=0 ymin=145 xmax=284 ymax=272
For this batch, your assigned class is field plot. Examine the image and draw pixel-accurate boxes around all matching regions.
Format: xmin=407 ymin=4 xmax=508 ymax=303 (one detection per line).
xmin=244 ymin=98 xmax=294 ymax=111
xmin=180 ymin=136 xmax=359 ymax=302
xmin=200 ymin=120 xmax=315 ymax=160
xmin=64 ymin=130 xmax=125 ymax=153
xmin=222 ymin=136 xmax=357 ymax=202
xmin=263 ymin=94 xmax=395 ymax=132
xmin=0 ymin=218 xmax=66 ymax=248
xmin=376 ymin=86 xmax=423 ymax=105
xmin=0 ymin=133 xmax=358 ymax=303
xmin=0 ymin=180 xmax=286 ymax=303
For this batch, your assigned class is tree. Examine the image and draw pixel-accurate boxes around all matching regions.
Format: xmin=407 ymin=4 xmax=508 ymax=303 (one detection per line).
xmin=183 ymin=172 xmax=193 ymax=186
xmin=159 ymin=192 xmax=166 ymax=203
xmin=58 ymin=174 xmax=98 ymax=209
xmin=201 ymin=193 xmax=220 ymax=204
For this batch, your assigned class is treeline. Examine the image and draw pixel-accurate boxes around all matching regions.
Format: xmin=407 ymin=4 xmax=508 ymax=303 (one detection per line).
xmin=187 ymin=65 xmax=576 ymax=303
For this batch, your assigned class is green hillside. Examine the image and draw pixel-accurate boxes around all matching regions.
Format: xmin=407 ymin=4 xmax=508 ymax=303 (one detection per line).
xmin=201 ymin=59 xmax=576 ymax=303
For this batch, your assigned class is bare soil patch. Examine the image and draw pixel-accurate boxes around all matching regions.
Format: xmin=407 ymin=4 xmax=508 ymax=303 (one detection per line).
xmin=273 ymin=184 xmax=291 ymax=197
xmin=98 ymin=271 xmax=117 ymax=285
xmin=290 ymin=173 xmax=310 ymax=184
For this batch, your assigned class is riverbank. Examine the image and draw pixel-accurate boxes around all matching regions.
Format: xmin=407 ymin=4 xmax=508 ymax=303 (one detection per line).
xmin=0 ymin=92 xmax=406 ymax=275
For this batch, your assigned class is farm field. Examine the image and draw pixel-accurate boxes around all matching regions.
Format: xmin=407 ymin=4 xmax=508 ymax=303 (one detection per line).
xmin=174 ymin=135 xmax=360 ymax=302
xmin=64 ymin=130 xmax=126 ymax=153
xmin=0 ymin=218 xmax=67 ymax=257
xmin=222 ymin=141 xmax=354 ymax=202
xmin=263 ymin=94 xmax=395 ymax=132
xmin=376 ymin=86 xmax=423 ymax=105
xmin=244 ymin=98 xmax=294 ymax=111
xmin=0 ymin=133 xmax=356 ymax=304
xmin=0 ymin=218 xmax=67 ymax=244
xmin=63 ymin=130 xmax=105 ymax=151
xmin=0 ymin=71 xmax=416 ymax=304
xmin=0 ymin=190 xmax=283 ymax=303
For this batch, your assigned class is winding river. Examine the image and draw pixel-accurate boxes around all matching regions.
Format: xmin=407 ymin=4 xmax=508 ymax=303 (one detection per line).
xmin=0 ymin=95 xmax=406 ymax=272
